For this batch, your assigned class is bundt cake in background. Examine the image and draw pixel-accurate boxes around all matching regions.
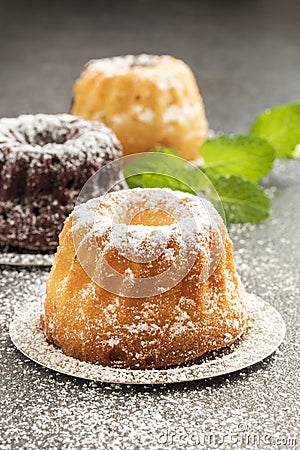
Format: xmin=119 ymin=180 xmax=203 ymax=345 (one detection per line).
xmin=42 ymin=188 xmax=247 ymax=369
xmin=71 ymin=54 xmax=208 ymax=160
xmin=0 ymin=114 xmax=122 ymax=250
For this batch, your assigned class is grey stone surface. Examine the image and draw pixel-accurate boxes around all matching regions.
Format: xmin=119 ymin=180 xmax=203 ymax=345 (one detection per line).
xmin=0 ymin=1 xmax=299 ymax=449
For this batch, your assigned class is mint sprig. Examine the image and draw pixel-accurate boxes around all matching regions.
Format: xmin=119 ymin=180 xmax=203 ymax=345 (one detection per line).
xmin=124 ymin=150 xmax=210 ymax=195
xmin=124 ymin=149 xmax=271 ymax=224
xmin=200 ymin=134 xmax=275 ymax=182
xmin=250 ymin=103 xmax=300 ymax=157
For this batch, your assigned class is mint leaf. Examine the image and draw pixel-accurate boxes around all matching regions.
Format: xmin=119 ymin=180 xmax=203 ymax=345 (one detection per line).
xmin=200 ymin=134 xmax=275 ymax=182
xmin=293 ymin=144 xmax=300 ymax=159
xmin=124 ymin=152 xmax=270 ymax=224
xmin=250 ymin=103 xmax=300 ymax=157
xmin=208 ymin=175 xmax=271 ymax=223
xmin=153 ymin=148 xmax=182 ymax=158
xmin=126 ymin=173 xmax=195 ymax=194
xmin=124 ymin=151 xmax=210 ymax=194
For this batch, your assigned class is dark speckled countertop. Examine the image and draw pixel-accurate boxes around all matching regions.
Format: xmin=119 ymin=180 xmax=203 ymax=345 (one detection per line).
xmin=0 ymin=1 xmax=299 ymax=449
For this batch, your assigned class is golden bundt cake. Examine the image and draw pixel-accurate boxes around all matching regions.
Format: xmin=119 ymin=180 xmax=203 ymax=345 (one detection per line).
xmin=71 ymin=54 xmax=208 ymax=160
xmin=42 ymin=188 xmax=247 ymax=369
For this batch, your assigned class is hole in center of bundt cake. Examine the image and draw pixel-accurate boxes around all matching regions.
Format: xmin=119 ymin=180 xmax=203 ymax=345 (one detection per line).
xmin=30 ymin=131 xmax=71 ymax=146
xmin=130 ymin=208 xmax=174 ymax=226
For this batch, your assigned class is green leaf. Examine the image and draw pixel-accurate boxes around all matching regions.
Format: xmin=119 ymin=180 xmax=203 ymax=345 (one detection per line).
xmin=124 ymin=150 xmax=210 ymax=195
xmin=250 ymin=103 xmax=300 ymax=157
xmin=126 ymin=173 xmax=195 ymax=195
xmin=153 ymin=148 xmax=182 ymax=158
xmin=124 ymin=151 xmax=270 ymax=224
xmin=208 ymin=175 xmax=271 ymax=223
xmin=200 ymin=134 xmax=275 ymax=182
xmin=293 ymin=143 xmax=300 ymax=159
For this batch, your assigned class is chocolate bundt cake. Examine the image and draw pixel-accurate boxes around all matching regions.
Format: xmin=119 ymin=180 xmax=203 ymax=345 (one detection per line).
xmin=43 ymin=188 xmax=247 ymax=369
xmin=0 ymin=114 xmax=122 ymax=250
xmin=71 ymin=54 xmax=208 ymax=160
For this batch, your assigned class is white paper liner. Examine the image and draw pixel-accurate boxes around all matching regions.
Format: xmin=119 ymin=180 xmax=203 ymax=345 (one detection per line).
xmin=9 ymin=294 xmax=285 ymax=384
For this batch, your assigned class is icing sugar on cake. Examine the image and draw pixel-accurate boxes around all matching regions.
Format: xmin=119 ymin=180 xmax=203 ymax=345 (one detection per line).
xmin=0 ymin=114 xmax=123 ymax=250
xmin=87 ymin=54 xmax=160 ymax=75
xmin=43 ymin=187 xmax=247 ymax=369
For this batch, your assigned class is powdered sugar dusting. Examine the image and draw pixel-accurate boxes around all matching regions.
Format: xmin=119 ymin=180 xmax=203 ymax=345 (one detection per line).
xmin=85 ymin=54 xmax=188 ymax=91
xmin=71 ymin=188 xmax=227 ymax=298
xmin=87 ymin=54 xmax=159 ymax=77
xmin=132 ymin=106 xmax=155 ymax=123
xmin=0 ymin=113 xmax=122 ymax=250
xmin=163 ymin=101 xmax=201 ymax=124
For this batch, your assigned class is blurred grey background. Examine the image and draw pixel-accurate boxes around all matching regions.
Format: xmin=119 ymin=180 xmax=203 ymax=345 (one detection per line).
xmin=0 ymin=0 xmax=299 ymax=133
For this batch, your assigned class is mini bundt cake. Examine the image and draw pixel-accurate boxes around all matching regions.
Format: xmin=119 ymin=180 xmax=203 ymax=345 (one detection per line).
xmin=43 ymin=188 xmax=247 ymax=369
xmin=71 ymin=54 xmax=208 ymax=160
xmin=0 ymin=114 xmax=122 ymax=250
